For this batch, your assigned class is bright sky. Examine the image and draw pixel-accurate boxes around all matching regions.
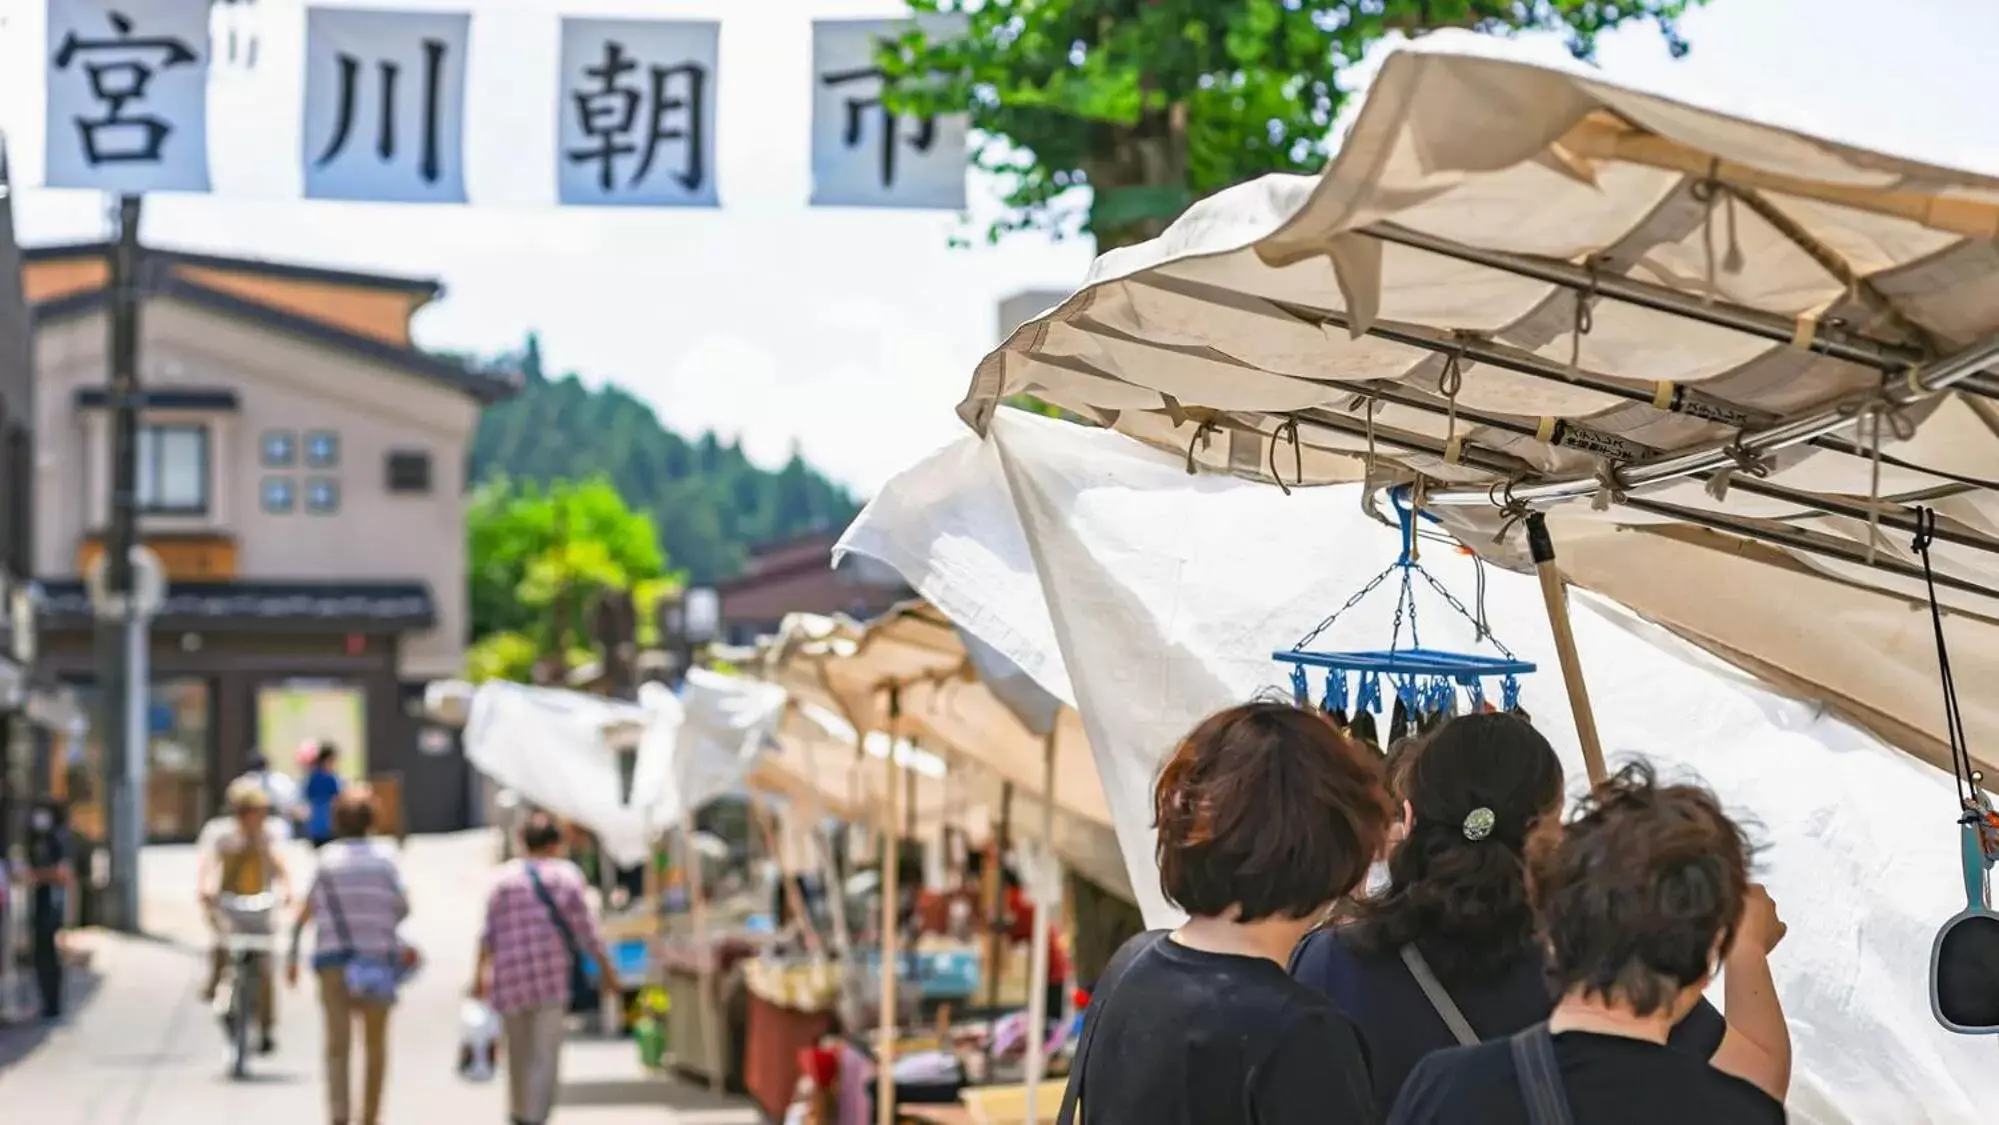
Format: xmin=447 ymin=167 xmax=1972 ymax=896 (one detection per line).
xmin=4 ymin=0 xmax=1996 ymax=493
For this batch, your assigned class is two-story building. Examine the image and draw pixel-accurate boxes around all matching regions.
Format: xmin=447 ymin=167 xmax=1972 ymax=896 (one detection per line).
xmin=24 ymin=241 xmax=514 ymax=840
xmin=0 ymin=145 xmax=39 ymax=848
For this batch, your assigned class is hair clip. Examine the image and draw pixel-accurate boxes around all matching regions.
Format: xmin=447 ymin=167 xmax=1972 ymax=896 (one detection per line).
xmin=1462 ymin=807 xmax=1497 ymax=841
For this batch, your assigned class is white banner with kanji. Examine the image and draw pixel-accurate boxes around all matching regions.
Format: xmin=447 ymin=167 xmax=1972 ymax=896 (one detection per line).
xmin=809 ymin=18 xmax=968 ymax=211
xmin=556 ymin=19 xmax=720 ymax=208
xmin=45 ymin=0 xmax=212 ymax=193
xmin=301 ymin=7 xmax=471 ymax=204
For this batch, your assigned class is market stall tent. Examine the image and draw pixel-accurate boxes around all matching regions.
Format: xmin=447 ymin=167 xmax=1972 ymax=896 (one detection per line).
xmin=754 ymin=606 xmax=1130 ymax=899
xmin=960 ymin=38 xmax=1999 ymax=778
xmin=838 ymin=410 xmax=1997 ymax=1124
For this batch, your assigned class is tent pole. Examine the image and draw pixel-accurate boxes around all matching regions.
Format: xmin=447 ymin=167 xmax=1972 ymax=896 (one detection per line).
xmin=759 ymin=801 xmax=823 ymax=957
xmin=985 ymin=783 xmax=1014 ymax=1011
xmin=679 ymin=817 xmax=726 ymax=1092
xmin=1023 ymin=728 xmax=1059 ymax=1125
xmin=877 ymin=685 xmax=904 ymax=1125
xmin=1526 ymin=513 xmax=1607 ymax=784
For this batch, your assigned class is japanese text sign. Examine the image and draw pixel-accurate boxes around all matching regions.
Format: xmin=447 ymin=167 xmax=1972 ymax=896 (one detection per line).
xmin=809 ymin=18 xmax=967 ymax=211
xmin=302 ymin=6 xmax=470 ymax=204
xmin=46 ymin=0 xmax=212 ymax=193
xmin=556 ymin=18 xmax=720 ymax=208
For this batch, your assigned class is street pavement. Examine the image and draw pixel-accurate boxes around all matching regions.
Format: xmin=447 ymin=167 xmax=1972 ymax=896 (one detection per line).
xmin=0 ymin=830 xmax=762 ymax=1125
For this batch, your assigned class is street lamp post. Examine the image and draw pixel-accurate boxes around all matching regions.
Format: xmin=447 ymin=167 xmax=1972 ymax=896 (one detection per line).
xmin=97 ymin=195 xmax=150 ymax=935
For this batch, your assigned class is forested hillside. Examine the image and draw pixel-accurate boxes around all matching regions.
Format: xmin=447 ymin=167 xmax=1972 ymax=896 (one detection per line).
xmin=464 ymin=334 xmax=859 ymax=584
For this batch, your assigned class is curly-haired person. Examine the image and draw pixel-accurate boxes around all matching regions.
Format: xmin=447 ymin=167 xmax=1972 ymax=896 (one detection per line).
xmin=1388 ymin=761 xmax=1788 ymax=1125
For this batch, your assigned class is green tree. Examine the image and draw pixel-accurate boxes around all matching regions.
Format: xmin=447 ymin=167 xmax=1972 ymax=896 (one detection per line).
xmin=461 ymin=335 xmax=863 ymax=585
xmin=466 ymin=476 xmax=678 ymax=682
xmin=881 ymin=0 xmax=1706 ymax=248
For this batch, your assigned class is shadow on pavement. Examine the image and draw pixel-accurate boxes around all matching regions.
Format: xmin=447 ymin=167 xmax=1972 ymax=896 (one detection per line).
xmin=0 ymin=965 xmax=106 ymax=1072
xmin=559 ymin=1076 xmax=748 ymax=1110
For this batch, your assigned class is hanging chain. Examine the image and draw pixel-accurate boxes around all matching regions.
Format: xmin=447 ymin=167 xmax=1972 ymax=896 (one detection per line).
xmin=1289 ymin=562 xmax=1400 ymax=651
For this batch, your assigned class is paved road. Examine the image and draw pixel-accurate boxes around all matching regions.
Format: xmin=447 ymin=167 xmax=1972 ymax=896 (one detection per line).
xmin=0 ymin=831 xmax=761 ymax=1125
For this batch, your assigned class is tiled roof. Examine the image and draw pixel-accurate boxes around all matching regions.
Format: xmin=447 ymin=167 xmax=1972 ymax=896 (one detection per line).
xmin=35 ymin=579 xmax=437 ymax=632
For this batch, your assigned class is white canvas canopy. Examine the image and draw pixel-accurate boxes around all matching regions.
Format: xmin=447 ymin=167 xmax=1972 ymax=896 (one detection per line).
xmin=753 ymin=606 xmax=1131 ymax=899
xmin=837 ymin=409 xmax=1998 ymax=1124
xmin=962 ymin=40 xmax=1999 ymax=779
xmin=458 ymin=671 xmax=785 ymax=866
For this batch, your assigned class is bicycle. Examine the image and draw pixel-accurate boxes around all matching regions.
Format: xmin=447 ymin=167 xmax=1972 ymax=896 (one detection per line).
xmin=215 ymin=891 xmax=279 ymax=1079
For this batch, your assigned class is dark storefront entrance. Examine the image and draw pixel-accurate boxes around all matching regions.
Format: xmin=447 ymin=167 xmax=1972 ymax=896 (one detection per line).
xmin=37 ymin=580 xmax=470 ymax=842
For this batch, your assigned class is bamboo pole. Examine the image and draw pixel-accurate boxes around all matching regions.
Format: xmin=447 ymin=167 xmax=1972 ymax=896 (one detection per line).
xmin=678 ymin=818 xmax=727 ymax=1092
xmin=758 ymin=800 xmax=823 ymax=957
xmin=984 ymin=784 xmax=1014 ymax=1010
xmin=1525 ymin=513 xmax=1607 ymax=784
xmin=1023 ymin=728 xmax=1060 ymax=1125
xmin=876 ymin=686 xmax=904 ymax=1125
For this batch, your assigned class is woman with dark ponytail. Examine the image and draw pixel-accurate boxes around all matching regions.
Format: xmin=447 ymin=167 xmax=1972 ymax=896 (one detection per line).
xmin=1290 ymin=713 xmax=1789 ymax=1116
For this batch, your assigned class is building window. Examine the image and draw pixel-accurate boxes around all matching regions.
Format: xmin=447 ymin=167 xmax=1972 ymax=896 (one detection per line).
xmin=261 ymin=430 xmax=296 ymax=467
xmin=305 ymin=430 xmax=340 ymax=468
xmin=261 ymin=477 xmax=296 ymax=513
xmin=386 ymin=450 xmax=431 ymax=494
xmin=137 ymin=424 xmax=209 ymax=515
xmin=305 ymin=477 xmax=340 ymax=514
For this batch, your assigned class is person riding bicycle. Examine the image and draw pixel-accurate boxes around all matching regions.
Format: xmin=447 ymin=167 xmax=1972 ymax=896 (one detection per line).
xmin=198 ymin=777 xmax=295 ymax=1054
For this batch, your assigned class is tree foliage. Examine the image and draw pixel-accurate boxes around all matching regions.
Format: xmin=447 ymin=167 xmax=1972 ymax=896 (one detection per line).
xmin=466 ymin=474 xmax=678 ymax=681
xmin=465 ymin=334 xmax=861 ymax=586
xmin=880 ymin=0 xmax=1706 ymax=247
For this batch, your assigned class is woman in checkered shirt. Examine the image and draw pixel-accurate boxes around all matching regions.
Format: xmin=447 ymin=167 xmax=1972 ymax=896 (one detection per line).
xmin=472 ymin=811 xmax=615 ymax=1125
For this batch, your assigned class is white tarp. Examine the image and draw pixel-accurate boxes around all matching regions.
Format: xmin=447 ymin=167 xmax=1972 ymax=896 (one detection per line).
xmin=462 ymin=672 xmax=784 ymax=866
xmin=837 ymin=408 xmax=1994 ymax=1125
xmin=636 ymin=668 xmax=788 ymax=826
xmin=958 ymin=39 xmax=1999 ymax=778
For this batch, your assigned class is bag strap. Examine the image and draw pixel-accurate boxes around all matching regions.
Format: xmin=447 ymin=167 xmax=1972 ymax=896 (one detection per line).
xmin=1400 ymin=944 xmax=1480 ymax=1046
xmin=318 ymin=849 xmax=398 ymax=957
xmin=525 ymin=861 xmax=584 ymax=964
xmin=1056 ymin=931 xmax=1163 ymax=1125
xmin=319 ymin=871 xmax=355 ymax=951
xmin=1509 ymin=1024 xmax=1576 ymax=1125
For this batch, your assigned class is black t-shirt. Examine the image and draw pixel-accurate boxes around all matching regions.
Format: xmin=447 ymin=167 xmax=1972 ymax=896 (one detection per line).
xmin=1071 ymin=930 xmax=1373 ymax=1125
xmin=1290 ymin=927 xmax=1727 ymax=1117
xmin=1388 ymin=1030 xmax=1785 ymax=1125
xmin=27 ymin=828 xmax=70 ymax=921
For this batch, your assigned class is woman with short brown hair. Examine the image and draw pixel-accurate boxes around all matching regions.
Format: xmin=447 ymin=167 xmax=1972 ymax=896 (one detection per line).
xmin=1388 ymin=762 xmax=1786 ymax=1125
xmin=1056 ymin=700 xmax=1391 ymax=1124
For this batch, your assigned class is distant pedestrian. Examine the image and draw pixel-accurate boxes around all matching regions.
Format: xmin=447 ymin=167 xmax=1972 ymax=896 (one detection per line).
xmin=236 ymin=751 xmax=301 ymax=841
xmin=289 ymin=785 xmax=411 ymax=1125
xmin=25 ymin=799 xmax=75 ymax=1021
xmin=303 ymin=742 xmax=345 ymax=850
xmin=472 ymin=812 xmax=614 ymax=1125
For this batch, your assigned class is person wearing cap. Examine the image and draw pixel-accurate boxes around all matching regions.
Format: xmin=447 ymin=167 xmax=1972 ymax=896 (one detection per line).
xmin=197 ymin=776 xmax=297 ymax=1053
xmin=234 ymin=750 xmax=301 ymax=841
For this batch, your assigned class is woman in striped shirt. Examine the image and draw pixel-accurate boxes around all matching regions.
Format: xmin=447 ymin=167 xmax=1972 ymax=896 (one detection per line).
xmin=288 ymin=786 xmax=411 ymax=1125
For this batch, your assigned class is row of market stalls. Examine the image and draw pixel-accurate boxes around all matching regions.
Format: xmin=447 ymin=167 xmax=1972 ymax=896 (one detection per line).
xmin=436 ymin=36 xmax=1999 ymax=1125
xmin=813 ymin=34 xmax=1999 ymax=1125
xmin=430 ymin=606 xmax=1123 ymax=1123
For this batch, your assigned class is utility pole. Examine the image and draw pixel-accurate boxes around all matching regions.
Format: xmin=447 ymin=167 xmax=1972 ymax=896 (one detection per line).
xmin=97 ymin=195 xmax=145 ymax=934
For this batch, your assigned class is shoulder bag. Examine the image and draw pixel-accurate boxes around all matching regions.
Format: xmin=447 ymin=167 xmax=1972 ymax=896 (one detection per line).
xmin=1399 ymin=943 xmax=1481 ymax=1046
xmin=1510 ymin=1024 xmax=1577 ymax=1125
xmin=320 ymin=863 xmax=402 ymax=1004
xmin=526 ymin=861 xmax=601 ymax=1014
